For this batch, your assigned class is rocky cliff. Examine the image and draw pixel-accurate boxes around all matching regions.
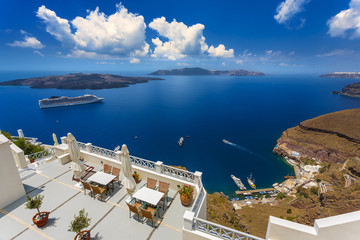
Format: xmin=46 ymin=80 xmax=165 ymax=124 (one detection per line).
xmin=149 ymin=67 xmax=265 ymax=76
xmin=342 ymin=82 xmax=360 ymax=98
xmin=273 ymin=109 xmax=360 ymax=163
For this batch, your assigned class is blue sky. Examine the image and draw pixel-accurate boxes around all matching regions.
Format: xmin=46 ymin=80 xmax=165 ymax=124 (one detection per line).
xmin=0 ymin=0 xmax=359 ymax=73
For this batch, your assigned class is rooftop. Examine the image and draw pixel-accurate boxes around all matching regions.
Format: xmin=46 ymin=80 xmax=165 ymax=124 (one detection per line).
xmin=1 ymin=160 xmax=189 ymax=239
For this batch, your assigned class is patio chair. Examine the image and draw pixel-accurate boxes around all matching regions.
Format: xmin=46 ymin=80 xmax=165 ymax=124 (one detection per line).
xmin=147 ymin=178 xmax=157 ymax=189
xmin=158 ymin=181 xmax=170 ymax=209
xmin=104 ymin=164 xmax=112 ymax=174
xmin=126 ymin=198 xmax=143 ymax=221
xmin=80 ymin=180 xmax=93 ymax=197
xmin=111 ymin=167 xmax=121 ymax=186
xmin=140 ymin=205 xmax=160 ymax=227
xmin=90 ymin=185 xmax=107 ymax=201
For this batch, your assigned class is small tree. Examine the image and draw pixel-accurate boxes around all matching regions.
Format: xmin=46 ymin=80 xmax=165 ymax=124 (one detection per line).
xmin=25 ymin=194 xmax=44 ymax=214
xmin=68 ymin=209 xmax=91 ymax=238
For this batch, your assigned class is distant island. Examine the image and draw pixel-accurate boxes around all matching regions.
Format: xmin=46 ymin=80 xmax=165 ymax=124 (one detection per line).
xmin=0 ymin=73 xmax=163 ymax=90
xmin=320 ymin=72 xmax=360 ymax=78
xmin=149 ymin=67 xmax=265 ymax=76
xmin=342 ymin=82 xmax=360 ymax=98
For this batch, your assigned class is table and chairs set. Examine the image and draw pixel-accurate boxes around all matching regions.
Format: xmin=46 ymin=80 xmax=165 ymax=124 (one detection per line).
xmin=80 ymin=164 xmax=120 ymax=200
xmin=126 ymin=178 xmax=170 ymax=227
xmin=79 ymin=163 xmax=171 ymax=227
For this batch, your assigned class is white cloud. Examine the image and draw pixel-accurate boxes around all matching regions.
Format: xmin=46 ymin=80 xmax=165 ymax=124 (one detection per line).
xmin=37 ymin=4 xmax=148 ymax=57
xmin=20 ymin=30 xmax=28 ymax=35
xmin=8 ymin=36 xmax=45 ymax=49
xmin=207 ymin=44 xmax=234 ymax=58
xmin=289 ymin=51 xmax=295 ymax=55
xmin=149 ymin=17 xmax=232 ymax=60
xmin=327 ymin=0 xmax=360 ymax=38
xmin=33 ymin=50 xmax=44 ymax=56
xmin=265 ymin=50 xmax=282 ymax=56
xmin=130 ymin=58 xmax=140 ymax=64
xmin=96 ymin=61 xmax=115 ymax=64
xmin=66 ymin=49 xmax=114 ymax=59
xmin=235 ymin=59 xmax=244 ymax=64
xmin=274 ymin=0 xmax=310 ymax=26
xmin=316 ymin=49 xmax=355 ymax=57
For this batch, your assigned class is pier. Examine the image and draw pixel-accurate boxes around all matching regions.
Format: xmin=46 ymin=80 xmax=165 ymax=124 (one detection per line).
xmin=235 ymin=187 xmax=275 ymax=195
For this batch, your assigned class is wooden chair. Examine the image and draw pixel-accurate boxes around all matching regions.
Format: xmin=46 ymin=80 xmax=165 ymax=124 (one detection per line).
xmin=111 ymin=167 xmax=121 ymax=186
xmin=140 ymin=205 xmax=160 ymax=227
xmin=158 ymin=181 xmax=169 ymax=209
xmin=80 ymin=180 xmax=93 ymax=197
xmin=90 ymin=185 xmax=107 ymax=200
xmin=126 ymin=198 xmax=143 ymax=221
xmin=104 ymin=164 xmax=112 ymax=174
xmin=147 ymin=178 xmax=157 ymax=189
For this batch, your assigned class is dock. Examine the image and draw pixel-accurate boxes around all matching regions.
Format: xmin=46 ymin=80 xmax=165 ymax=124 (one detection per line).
xmin=235 ymin=187 xmax=275 ymax=195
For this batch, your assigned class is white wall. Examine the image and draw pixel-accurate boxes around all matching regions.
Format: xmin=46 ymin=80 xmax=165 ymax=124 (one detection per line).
xmin=0 ymin=135 xmax=26 ymax=208
xmin=266 ymin=210 xmax=360 ymax=240
xmin=10 ymin=143 xmax=27 ymax=169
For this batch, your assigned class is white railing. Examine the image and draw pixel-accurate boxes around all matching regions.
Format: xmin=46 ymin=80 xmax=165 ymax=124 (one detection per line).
xmin=130 ymin=156 xmax=156 ymax=170
xmin=192 ymin=186 xmax=206 ymax=217
xmin=194 ymin=218 xmax=264 ymax=240
xmin=27 ymin=148 xmax=55 ymax=161
xmin=163 ymin=165 xmax=195 ymax=182
xmin=90 ymin=145 xmax=116 ymax=159
xmin=77 ymin=142 xmax=86 ymax=150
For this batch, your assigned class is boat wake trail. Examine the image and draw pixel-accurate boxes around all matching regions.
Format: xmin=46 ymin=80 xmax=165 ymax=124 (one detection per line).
xmin=222 ymin=139 xmax=253 ymax=154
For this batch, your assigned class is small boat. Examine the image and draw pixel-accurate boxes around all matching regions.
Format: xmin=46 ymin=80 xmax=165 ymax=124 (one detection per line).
xmin=260 ymin=191 xmax=266 ymax=194
xmin=231 ymin=174 xmax=247 ymax=190
xmin=247 ymin=173 xmax=256 ymax=189
xmin=222 ymin=139 xmax=230 ymax=144
xmin=242 ymin=192 xmax=252 ymax=196
xmin=284 ymin=175 xmax=294 ymax=179
xmin=178 ymin=137 xmax=184 ymax=146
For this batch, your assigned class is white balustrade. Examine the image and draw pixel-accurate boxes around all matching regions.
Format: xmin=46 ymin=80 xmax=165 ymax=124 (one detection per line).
xmin=90 ymin=145 xmax=116 ymax=159
xmin=163 ymin=165 xmax=195 ymax=182
xmin=129 ymin=156 xmax=156 ymax=170
xmin=193 ymin=218 xmax=264 ymax=240
xmin=26 ymin=148 xmax=55 ymax=162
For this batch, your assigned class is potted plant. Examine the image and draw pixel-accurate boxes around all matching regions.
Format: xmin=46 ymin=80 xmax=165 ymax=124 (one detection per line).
xmin=68 ymin=209 xmax=91 ymax=240
xmin=25 ymin=194 xmax=49 ymax=227
xmin=179 ymin=185 xmax=194 ymax=206
xmin=132 ymin=171 xmax=140 ymax=184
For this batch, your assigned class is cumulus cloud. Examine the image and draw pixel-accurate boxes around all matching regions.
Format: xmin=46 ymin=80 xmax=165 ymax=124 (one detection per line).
xmin=8 ymin=36 xmax=45 ymax=49
xmin=130 ymin=58 xmax=140 ymax=64
xmin=149 ymin=17 xmax=233 ymax=60
xmin=316 ymin=49 xmax=355 ymax=57
xmin=274 ymin=0 xmax=310 ymax=27
xmin=37 ymin=3 xmax=148 ymax=58
xmin=327 ymin=0 xmax=360 ymax=38
xmin=208 ymin=44 xmax=234 ymax=58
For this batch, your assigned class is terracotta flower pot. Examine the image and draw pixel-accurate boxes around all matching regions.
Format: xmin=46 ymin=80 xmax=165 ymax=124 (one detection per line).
xmin=74 ymin=230 xmax=90 ymax=240
xmin=180 ymin=194 xmax=193 ymax=206
xmin=32 ymin=212 xmax=50 ymax=227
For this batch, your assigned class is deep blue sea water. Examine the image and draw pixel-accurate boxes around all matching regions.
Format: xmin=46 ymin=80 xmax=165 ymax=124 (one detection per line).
xmin=1 ymin=71 xmax=359 ymax=195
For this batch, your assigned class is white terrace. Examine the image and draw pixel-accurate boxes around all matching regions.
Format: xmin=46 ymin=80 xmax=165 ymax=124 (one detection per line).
xmin=1 ymin=133 xmax=360 ymax=240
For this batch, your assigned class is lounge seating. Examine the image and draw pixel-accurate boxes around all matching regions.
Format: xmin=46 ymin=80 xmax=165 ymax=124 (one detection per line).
xmin=140 ymin=205 xmax=160 ymax=227
xmin=104 ymin=164 xmax=112 ymax=174
xmin=80 ymin=180 xmax=94 ymax=196
xmin=147 ymin=178 xmax=157 ymax=189
xmin=126 ymin=198 xmax=143 ymax=221
xmin=158 ymin=181 xmax=169 ymax=209
xmin=111 ymin=167 xmax=121 ymax=186
xmin=90 ymin=185 xmax=107 ymax=200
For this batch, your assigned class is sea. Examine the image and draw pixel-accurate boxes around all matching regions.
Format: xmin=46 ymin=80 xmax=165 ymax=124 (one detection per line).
xmin=1 ymin=70 xmax=359 ymax=196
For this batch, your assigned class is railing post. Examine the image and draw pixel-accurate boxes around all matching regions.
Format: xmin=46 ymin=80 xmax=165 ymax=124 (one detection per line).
xmin=85 ymin=143 xmax=92 ymax=152
xmin=60 ymin=136 xmax=67 ymax=144
xmin=155 ymin=161 xmax=163 ymax=174
xmin=183 ymin=211 xmax=195 ymax=231
xmin=194 ymin=171 xmax=203 ymax=187
xmin=115 ymin=151 xmax=121 ymax=161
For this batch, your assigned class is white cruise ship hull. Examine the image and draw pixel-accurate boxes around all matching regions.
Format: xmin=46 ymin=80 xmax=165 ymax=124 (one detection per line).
xmin=39 ymin=95 xmax=104 ymax=109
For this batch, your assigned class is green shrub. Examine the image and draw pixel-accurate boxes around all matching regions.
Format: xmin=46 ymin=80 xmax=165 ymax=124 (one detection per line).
xmin=301 ymin=158 xmax=317 ymax=166
xmin=287 ymin=216 xmax=296 ymax=221
xmin=310 ymin=186 xmax=318 ymax=196
xmin=68 ymin=209 xmax=91 ymax=237
xmin=1 ymin=130 xmax=12 ymax=139
xmin=276 ymin=192 xmax=286 ymax=199
xmin=297 ymin=187 xmax=309 ymax=198
xmin=25 ymin=194 xmax=44 ymax=214
xmin=13 ymin=137 xmax=44 ymax=155
xmin=286 ymin=208 xmax=292 ymax=214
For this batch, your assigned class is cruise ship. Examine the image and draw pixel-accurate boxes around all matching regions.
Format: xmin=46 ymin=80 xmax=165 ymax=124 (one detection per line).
xmin=39 ymin=94 xmax=104 ymax=109
xmin=231 ymin=174 xmax=246 ymax=190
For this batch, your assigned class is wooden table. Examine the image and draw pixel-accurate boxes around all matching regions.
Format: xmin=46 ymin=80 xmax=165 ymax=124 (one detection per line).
xmin=133 ymin=187 xmax=164 ymax=206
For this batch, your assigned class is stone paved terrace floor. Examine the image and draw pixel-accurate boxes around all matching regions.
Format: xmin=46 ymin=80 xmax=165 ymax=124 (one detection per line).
xmin=0 ymin=160 xmax=193 ymax=240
